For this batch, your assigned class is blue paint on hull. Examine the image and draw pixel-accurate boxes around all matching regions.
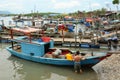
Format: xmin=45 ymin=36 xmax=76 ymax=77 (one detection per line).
xmin=80 ymin=43 xmax=100 ymax=48
xmin=6 ymin=47 xmax=101 ymax=66
xmin=0 ymin=39 xmax=11 ymax=43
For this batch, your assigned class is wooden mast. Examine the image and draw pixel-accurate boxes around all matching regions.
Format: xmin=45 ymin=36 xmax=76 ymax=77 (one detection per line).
xmin=10 ymin=28 xmax=14 ymax=48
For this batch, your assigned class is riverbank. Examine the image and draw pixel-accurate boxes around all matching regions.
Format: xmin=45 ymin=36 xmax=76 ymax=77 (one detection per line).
xmin=92 ymin=51 xmax=120 ymax=80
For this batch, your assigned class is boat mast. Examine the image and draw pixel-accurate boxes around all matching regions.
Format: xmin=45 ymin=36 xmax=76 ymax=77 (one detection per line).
xmin=10 ymin=28 xmax=14 ymax=48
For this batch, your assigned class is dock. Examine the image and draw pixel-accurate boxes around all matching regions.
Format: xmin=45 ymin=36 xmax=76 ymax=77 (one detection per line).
xmin=1 ymin=29 xmax=120 ymax=48
xmin=52 ymin=29 xmax=120 ymax=47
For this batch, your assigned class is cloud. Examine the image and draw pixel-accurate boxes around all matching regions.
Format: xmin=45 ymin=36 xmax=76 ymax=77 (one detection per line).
xmin=0 ymin=3 xmax=23 ymax=10
xmin=0 ymin=0 xmax=31 ymax=13
xmin=0 ymin=0 xmax=24 ymax=10
xmin=51 ymin=0 xmax=57 ymax=3
xmin=53 ymin=0 xmax=80 ymax=9
xmin=0 ymin=0 xmax=116 ymax=13
xmin=91 ymin=3 xmax=101 ymax=7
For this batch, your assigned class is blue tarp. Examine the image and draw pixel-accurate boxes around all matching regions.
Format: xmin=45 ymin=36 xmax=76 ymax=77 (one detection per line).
xmin=85 ymin=22 xmax=91 ymax=27
xmin=64 ymin=18 xmax=74 ymax=21
xmin=67 ymin=25 xmax=74 ymax=32
xmin=79 ymin=18 xmax=85 ymax=23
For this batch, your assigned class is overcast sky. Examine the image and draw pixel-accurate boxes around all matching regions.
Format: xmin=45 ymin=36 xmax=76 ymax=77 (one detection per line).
xmin=0 ymin=0 xmax=118 ymax=14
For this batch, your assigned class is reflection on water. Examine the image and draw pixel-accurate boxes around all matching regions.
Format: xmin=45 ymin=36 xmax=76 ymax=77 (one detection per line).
xmin=0 ymin=43 xmax=98 ymax=80
xmin=8 ymin=56 xmax=97 ymax=80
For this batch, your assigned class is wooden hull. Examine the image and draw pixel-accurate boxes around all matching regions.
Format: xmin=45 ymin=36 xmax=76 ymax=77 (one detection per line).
xmin=6 ymin=47 xmax=107 ymax=66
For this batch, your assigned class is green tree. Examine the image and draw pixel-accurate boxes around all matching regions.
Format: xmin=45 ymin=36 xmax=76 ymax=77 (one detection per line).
xmin=113 ymin=0 xmax=119 ymax=4
xmin=112 ymin=0 xmax=119 ymax=11
xmin=112 ymin=0 xmax=119 ymax=36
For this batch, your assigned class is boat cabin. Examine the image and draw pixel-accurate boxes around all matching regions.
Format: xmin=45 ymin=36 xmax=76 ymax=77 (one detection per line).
xmin=10 ymin=27 xmax=54 ymax=57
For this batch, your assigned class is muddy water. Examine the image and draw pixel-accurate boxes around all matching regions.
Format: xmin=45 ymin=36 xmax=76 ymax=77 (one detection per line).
xmin=0 ymin=43 xmax=100 ymax=80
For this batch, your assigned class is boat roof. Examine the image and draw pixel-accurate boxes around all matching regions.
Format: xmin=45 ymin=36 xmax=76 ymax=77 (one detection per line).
xmin=12 ymin=27 xmax=41 ymax=34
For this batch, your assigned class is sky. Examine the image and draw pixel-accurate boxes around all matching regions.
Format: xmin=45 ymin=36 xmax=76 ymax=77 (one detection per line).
xmin=0 ymin=0 xmax=119 ymax=14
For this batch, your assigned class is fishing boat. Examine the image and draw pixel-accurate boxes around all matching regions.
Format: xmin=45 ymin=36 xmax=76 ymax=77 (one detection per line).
xmin=61 ymin=42 xmax=100 ymax=48
xmin=0 ymin=37 xmax=11 ymax=43
xmin=6 ymin=27 xmax=111 ymax=66
xmin=0 ymin=25 xmax=11 ymax=43
xmin=80 ymin=43 xmax=100 ymax=48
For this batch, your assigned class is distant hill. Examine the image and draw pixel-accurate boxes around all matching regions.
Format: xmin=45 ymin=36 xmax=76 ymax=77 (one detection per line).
xmin=0 ymin=11 xmax=11 ymax=14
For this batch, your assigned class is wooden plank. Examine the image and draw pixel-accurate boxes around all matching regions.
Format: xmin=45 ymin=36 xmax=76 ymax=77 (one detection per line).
xmin=52 ymin=38 xmax=91 ymax=43
xmin=107 ymin=51 xmax=120 ymax=54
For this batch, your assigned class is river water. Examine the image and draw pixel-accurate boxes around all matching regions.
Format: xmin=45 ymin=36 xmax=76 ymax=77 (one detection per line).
xmin=0 ymin=43 xmax=110 ymax=80
xmin=0 ymin=16 xmax=108 ymax=80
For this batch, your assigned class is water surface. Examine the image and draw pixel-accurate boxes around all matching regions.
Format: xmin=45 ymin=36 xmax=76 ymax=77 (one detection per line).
xmin=0 ymin=43 xmax=98 ymax=80
xmin=0 ymin=16 xmax=102 ymax=80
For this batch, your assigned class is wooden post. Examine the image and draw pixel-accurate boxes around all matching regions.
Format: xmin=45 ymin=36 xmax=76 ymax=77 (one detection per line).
xmin=10 ymin=28 xmax=13 ymax=39
xmin=29 ymin=33 xmax=32 ymax=43
xmin=11 ymin=41 xmax=14 ymax=49
xmin=75 ymin=24 xmax=77 ymax=48
xmin=10 ymin=28 xmax=14 ymax=48
xmin=62 ymin=30 xmax=64 ymax=42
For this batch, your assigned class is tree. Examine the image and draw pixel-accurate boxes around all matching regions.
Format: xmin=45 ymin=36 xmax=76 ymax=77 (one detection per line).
xmin=112 ymin=0 xmax=119 ymax=11
xmin=113 ymin=0 xmax=119 ymax=4
xmin=112 ymin=0 xmax=119 ymax=37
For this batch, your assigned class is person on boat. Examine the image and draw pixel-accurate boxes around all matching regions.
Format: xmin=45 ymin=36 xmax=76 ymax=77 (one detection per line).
xmin=111 ymin=36 xmax=118 ymax=50
xmin=107 ymin=39 xmax=112 ymax=50
xmin=65 ymin=51 xmax=73 ymax=61
xmin=52 ymin=49 xmax=62 ymax=58
xmin=78 ymin=28 xmax=82 ymax=33
xmin=73 ymin=51 xmax=85 ymax=73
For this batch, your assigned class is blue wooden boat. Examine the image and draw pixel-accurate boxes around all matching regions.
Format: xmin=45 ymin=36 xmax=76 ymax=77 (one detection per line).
xmin=80 ymin=43 xmax=90 ymax=48
xmin=80 ymin=43 xmax=100 ymax=48
xmin=61 ymin=42 xmax=100 ymax=48
xmin=0 ymin=37 xmax=11 ymax=43
xmin=6 ymin=27 xmax=110 ymax=66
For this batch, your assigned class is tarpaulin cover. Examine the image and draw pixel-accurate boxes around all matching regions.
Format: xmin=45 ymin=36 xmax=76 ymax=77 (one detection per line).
xmin=85 ymin=22 xmax=91 ymax=27
xmin=12 ymin=27 xmax=41 ymax=34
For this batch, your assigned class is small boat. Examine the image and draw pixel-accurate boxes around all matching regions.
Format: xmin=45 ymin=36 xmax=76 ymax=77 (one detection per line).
xmin=62 ymin=42 xmax=100 ymax=48
xmin=0 ymin=37 xmax=11 ymax=43
xmin=0 ymin=25 xmax=11 ymax=43
xmin=6 ymin=27 xmax=110 ymax=66
xmin=80 ymin=43 xmax=100 ymax=48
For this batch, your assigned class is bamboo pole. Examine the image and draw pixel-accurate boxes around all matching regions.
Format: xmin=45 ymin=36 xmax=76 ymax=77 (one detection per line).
xmin=10 ymin=28 xmax=14 ymax=48
xmin=62 ymin=30 xmax=64 ymax=43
